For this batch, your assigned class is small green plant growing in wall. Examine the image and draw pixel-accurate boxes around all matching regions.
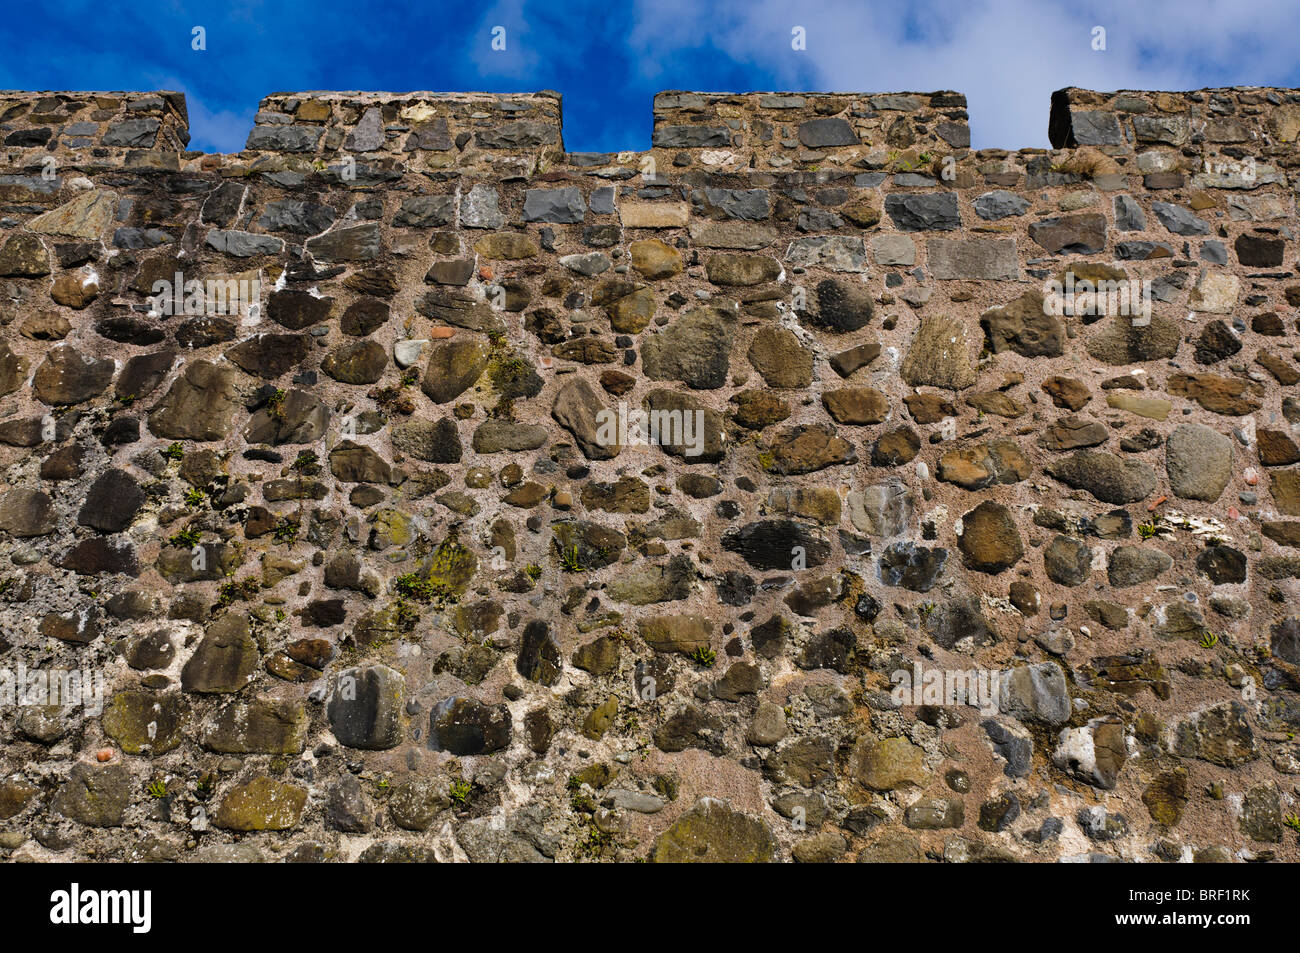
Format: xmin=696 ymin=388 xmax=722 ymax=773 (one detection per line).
xmin=1284 ymin=813 xmax=1300 ymax=833
xmin=169 ymin=526 xmax=201 ymax=548
xmin=183 ymin=487 xmax=206 ymax=508
xmin=1199 ymin=631 xmax=1220 ymax=649
xmin=218 ymin=577 xmax=259 ymax=606
xmin=559 ymin=544 xmax=587 ymax=573
xmin=161 ymin=442 xmax=185 ymax=462
xmin=689 ymin=646 xmax=717 ymax=668
xmin=272 ymin=518 xmax=300 ymax=544
xmin=146 ymin=779 xmax=167 ymax=799
xmin=194 ymin=771 xmax=216 ymax=799
xmin=266 ymin=388 xmax=287 ymax=420
xmin=449 ymin=779 xmax=472 ymax=805
xmin=576 ymin=823 xmax=614 ymax=860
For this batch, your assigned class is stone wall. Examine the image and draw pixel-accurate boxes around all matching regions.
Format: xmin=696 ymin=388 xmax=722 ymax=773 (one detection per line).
xmin=0 ymin=85 xmax=1296 ymax=863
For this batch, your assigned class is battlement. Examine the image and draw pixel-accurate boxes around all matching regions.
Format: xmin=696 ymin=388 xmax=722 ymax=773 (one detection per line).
xmin=5 ymin=85 xmax=1300 ymax=177
xmin=0 ymin=89 xmax=190 ymax=159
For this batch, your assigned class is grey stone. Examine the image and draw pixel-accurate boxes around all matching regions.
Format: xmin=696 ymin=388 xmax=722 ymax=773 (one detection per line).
xmin=1070 ymin=111 xmax=1124 ymax=146
xmin=652 ymin=125 xmax=730 ymax=148
xmin=1107 ymin=546 xmax=1173 ymax=587
xmin=523 ymin=187 xmax=586 ymax=223
xmin=999 ymin=662 xmax=1070 ymax=725
xmin=306 ymin=223 xmax=382 ymax=261
xmin=205 ymin=229 xmax=283 ymax=257
xmin=102 ymin=118 xmax=160 ymax=147
xmin=345 ymin=107 xmax=384 ymax=152
xmin=786 ymin=237 xmax=867 ymax=273
xmin=1166 ymin=423 xmax=1232 ymax=502
xmin=870 ymin=234 xmax=915 ymax=266
xmin=847 ymin=482 xmax=912 ymax=537
xmin=327 ymin=665 xmax=405 ymax=750
xmin=1113 ymin=195 xmax=1147 ymax=231
xmin=641 ymin=305 xmax=735 ymax=389
xmin=698 ymin=188 xmax=770 ymax=221
xmin=1152 ymin=202 xmax=1210 ymax=236
xmin=1046 ymin=451 xmax=1157 ymax=504
xmin=394 ymin=194 xmax=456 ymax=227
xmin=476 ymin=121 xmax=558 ymax=148
xmin=1044 ymin=535 xmax=1092 ymax=586
xmin=460 ymin=184 xmax=505 ymax=229
xmin=974 ymin=190 xmax=1029 ymax=220
xmin=928 ymin=238 xmax=1018 ymax=280
xmin=552 ymin=377 xmax=620 ymax=460
xmin=245 ymin=125 xmax=322 ymax=152
xmin=258 ymin=200 xmax=336 ymax=235
xmin=797 ymin=117 xmax=858 ymax=147
xmin=884 ymin=192 xmax=961 ymax=231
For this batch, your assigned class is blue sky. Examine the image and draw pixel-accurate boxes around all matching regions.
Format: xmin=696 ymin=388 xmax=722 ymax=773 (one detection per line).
xmin=3 ymin=0 xmax=1299 ymax=154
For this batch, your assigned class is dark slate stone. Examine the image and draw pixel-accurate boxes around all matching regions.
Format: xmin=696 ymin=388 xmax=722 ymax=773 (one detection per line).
xmin=698 ymin=188 xmax=770 ymax=221
xmin=78 ymin=469 xmax=146 ymax=533
xmin=201 ymin=182 xmax=247 ymax=227
xmin=245 ymin=125 xmax=323 ymax=152
xmin=180 ymin=614 xmax=258 ymax=693
xmin=523 ymin=187 xmax=585 ymax=224
xmin=1070 ymin=111 xmax=1124 ymax=146
xmin=327 ymin=665 xmax=405 ymax=750
xmin=1196 ymin=545 xmax=1247 ymax=585
xmin=341 ymin=297 xmax=390 ymax=336
xmin=226 ymin=334 xmax=311 ymax=379
xmin=1152 ymin=202 xmax=1209 ymax=236
xmin=651 ymin=125 xmax=730 ymax=148
xmin=102 ymin=118 xmax=160 ymax=147
xmin=1113 ymin=195 xmax=1147 ymax=231
xmin=205 ymin=229 xmax=282 ymax=257
xmin=1116 ymin=240 xmax=1175 ymax=260
xmin=405 ymin=119 xmax=453 ymax=151
xmin=268 ymin=289 xmax=333 ymax=330
xmin=720 ymin=520 xmax=831 ymax=570
xmin=306 ymin=223 xmax=382 ymax=262
xmin=258 ymin=200 xmax=337 ymax=235
xmin=1235 ymin=234 xmax=1284 ymax=267
xmin=983 ymin=719 xmax=1032 ymax=777
xmin=884 ymin=193 xmax=961 ymax=231
xmin=394 ymin=194 xmax=456 ymax=228
xmin=1272 ymin=618 xmax=1300 ymax=666
xmin=973 ymin=191 xmax=1028 ymax=220
xmin=878 ymin=541 xmax=947 ymax=592
xmin=516 ymin=620 xmax=562 ymax=685
xmin=428 ymin=696 xmax=512 ymax=754
xmin=797 ymin=118 xmax=858 ymax=147
xmin=58 ymin=538 xmax=138 ymax=577
xmin=476 ymin=121 xmax=559 ymax=148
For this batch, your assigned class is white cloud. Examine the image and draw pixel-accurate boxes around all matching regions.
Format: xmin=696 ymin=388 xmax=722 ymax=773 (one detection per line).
xmin=627 ymin=0 xmax=1300 ymax=149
